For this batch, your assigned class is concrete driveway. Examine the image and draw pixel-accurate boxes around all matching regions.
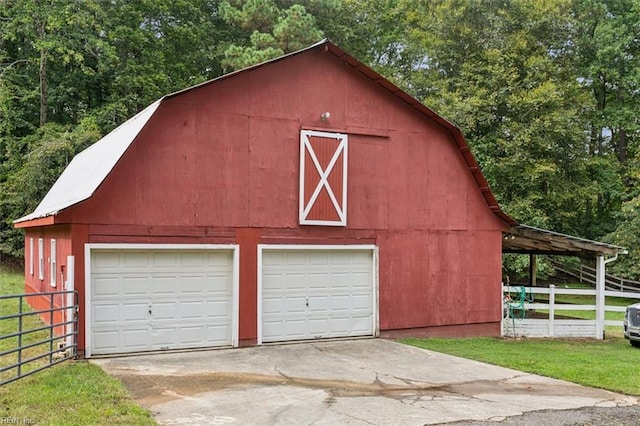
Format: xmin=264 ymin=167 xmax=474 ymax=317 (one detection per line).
xmin=93 ymin=339 xmax=636 ymax=425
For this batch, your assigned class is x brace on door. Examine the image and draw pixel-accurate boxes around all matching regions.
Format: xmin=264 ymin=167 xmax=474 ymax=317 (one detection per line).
xmin=299 ymin=130 xmax=348 ymax=226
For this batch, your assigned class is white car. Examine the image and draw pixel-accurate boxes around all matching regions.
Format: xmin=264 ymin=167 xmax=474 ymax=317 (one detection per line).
xmin=624 ymin=303 xmax=640 ymax=348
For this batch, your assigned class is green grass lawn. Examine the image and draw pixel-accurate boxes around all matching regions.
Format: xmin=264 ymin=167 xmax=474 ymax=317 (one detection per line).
xmin=0 ymin=269 xmax=155 ymax=425
xmin=3 ymin=268 xmax=639 ymax=422
xmin=403 ymin=336 xmax=640 ymax=396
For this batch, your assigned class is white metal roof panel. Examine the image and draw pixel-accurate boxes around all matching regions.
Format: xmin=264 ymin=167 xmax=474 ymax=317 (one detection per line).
xmin=15 ymin=100 xmax=162 ymax=223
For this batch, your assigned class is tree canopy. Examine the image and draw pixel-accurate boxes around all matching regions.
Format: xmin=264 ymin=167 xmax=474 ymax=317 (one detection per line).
xmin=1 ymin=0 xmax=639 ymax=277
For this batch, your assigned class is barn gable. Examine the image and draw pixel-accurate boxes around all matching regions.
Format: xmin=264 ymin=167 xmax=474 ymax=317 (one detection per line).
xmin=15 ymin=40 xmax=513 ymax=228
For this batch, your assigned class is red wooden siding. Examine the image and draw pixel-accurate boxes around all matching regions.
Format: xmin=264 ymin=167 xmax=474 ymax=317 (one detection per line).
xmin=21 ymin=45 xmax=511 ymax=349
xmin=23 ymin=225 xmax=74 ymax=336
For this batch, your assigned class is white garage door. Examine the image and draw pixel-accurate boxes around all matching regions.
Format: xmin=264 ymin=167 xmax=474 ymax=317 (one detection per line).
xmin=260 ymin=248 xmax=375 ymax=343
xmin=89 ymin=248 xmax=236 ymax=356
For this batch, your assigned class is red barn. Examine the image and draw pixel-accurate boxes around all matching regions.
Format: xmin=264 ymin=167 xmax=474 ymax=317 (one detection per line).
xmin=15 ymin=40 xmax=515 ymax=357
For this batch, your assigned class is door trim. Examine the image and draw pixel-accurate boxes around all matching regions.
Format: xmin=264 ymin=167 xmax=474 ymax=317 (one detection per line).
xmin=257 ymin=244 xmax=379 ymax=345
xmin=84 ymin=243 xmax=240 ymax=357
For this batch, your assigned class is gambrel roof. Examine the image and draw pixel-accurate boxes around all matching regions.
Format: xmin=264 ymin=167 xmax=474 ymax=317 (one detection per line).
xmin=15 ymin=39 xmax=514 ymax=226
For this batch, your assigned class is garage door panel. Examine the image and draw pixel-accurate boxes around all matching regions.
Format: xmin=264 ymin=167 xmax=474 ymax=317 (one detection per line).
xmin=206 ymin=325 xmax=231 ymax=342
xmin=281 ymin=297 xmax=305 ymax=313
xmin=262 ymin=297 xmax=283 ymax=314
xmin=152 ymin=302 xmax=177 ymax=320
xmin=92 ymin=277 xmax=119 ymax=297
xmin=90 ymin=248 xmax=235 ymax=355
xmin=309 ymin=252 xmax=330 ymax=265
xmin=285 ymin=274 xmax=307 ymax=290
xmin=92 ymin=331 xmax=119 ymax=353
xmin=327 ymin=295 xmax=350 ymax=310
xmin=121 ymin=277 xmax=150 ymax=296
xmin=177 ymin=326 xmax=206 ymax=345
xmin=122 ymin=302 xmax=150 ymax=321
xmin=152 ymin=277 xmax=178 ymax=295
xmin=92 ymin=304 xmax=119 ymax=323
xmin=205 ymin=274 xmax=232 ymax=293
xmin=261 ymin=248 xmax=375 ymax=343
xmin=179 ymin=276 xmax=206 ymax=293
xmin=123 ymin=327 xmax=152 ymax=349
xmin=123 ymin=252 xmax=150 ymax=270
xmin=350 ymin=316 xmax=373 ymax=333
xmin=177 ymin=300 xmax=205 ymax=319
xmin=205 ymin=300 xmax=231 ymax=317
xmin=204 ymin=252 xmax=232 ymax=267
xmin=352 ymin=294 xmax=373 ymax=310
xmin=152 ymin=252 xmax=178 ymax=268
xmin=327 ymin=273 xmax=350 ymax=288
xmin=152 ymin=327 xmax=177 ymax=346
xmin=92 ymin=252 xmax=120 ymax=271
xmin=308 ymin=318 xmax=329 ymax=335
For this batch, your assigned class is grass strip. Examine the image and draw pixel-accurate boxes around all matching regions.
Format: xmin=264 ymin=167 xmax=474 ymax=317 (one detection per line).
xmin=402 ymin=336 xmax=640 ymax=396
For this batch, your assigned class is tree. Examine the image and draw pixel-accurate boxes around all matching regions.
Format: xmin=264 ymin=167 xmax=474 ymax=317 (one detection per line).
xmin=399 ymin=0 xmax=623 ymax=239
xmin=219 ymin=0 xmax=331 ymax=70
xmin=0 ymin=0 xmax=236 ymax=258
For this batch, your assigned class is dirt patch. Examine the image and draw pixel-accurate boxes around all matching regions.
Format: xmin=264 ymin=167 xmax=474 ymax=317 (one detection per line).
xmin=113 ymin=371 xmax=600 ymax=409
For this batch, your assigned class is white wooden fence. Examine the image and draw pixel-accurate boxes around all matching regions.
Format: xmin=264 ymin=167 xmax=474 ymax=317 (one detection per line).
xmin=502 ymin=285 xmax=640 ymax=339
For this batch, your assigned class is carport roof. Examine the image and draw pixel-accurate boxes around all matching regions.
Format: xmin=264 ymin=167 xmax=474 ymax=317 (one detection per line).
xmin=502 ymin=225 xmax=626 ymax=257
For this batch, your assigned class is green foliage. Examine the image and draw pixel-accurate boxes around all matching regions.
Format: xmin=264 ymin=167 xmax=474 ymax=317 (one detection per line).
xmin=219 ymin=0 xmax=328 ymax=70
xmin=0 ymin=119 xmax=100 ymax=256
xmin=605 ymin=196 xmax=640 ymax=278
xmin=1 ymin=0 xmax=640 ymax=278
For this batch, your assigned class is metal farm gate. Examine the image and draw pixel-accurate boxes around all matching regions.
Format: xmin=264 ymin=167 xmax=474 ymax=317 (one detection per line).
xmin=0 ymin=290 xmax=78 ymax=386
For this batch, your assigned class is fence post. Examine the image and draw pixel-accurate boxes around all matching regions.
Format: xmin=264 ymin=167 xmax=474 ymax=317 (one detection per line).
xmin=595 ymin=256 xmax=605 ymax=340
xmin=17 ymin=295 xmax=23 ymax=378
xmin=500 ymin=283 xmax=505 ymax=337
xmin=49 ymin=295 xmax=55 ymax=363
xmin=549 ymin=285 xmax=555 ymax=337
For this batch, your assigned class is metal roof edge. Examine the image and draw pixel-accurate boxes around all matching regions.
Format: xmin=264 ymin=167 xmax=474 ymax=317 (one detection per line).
xmin=164 ymin=39 xmax=330 ymax=101
xmin=14 ymin=99 xmax=163 ymax=225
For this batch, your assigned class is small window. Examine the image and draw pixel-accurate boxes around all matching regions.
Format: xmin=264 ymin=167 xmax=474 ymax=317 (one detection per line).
xmin=29 ymin=237 xmax=34 ymax=276
xmin=50 ymin=239 xmax=57 ymax=287
xmin=38 ymin=238 xmax=44 ymax=281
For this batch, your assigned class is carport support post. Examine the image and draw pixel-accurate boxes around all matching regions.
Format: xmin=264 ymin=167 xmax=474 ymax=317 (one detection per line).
xmin=595 ymin=255 xmax=605 ymax=340
xmin=529 ymin=254 xmax=537 ymax=287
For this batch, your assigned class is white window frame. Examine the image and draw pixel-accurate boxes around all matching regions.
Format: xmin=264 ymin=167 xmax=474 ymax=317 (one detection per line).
xmin=299 ymin=130 xmax=348 ymax=226
xmin=29 ymin=237 xmax=34 ymax=276
xmin=50 ymin=239 xmax=57 ymax=287
xmin=38 ymin=238 xmax=44 ymax=281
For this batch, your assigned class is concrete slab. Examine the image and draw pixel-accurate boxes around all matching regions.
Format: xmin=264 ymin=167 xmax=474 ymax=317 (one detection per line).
xmin=92 ymin=339 xmax=636 ymax=425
